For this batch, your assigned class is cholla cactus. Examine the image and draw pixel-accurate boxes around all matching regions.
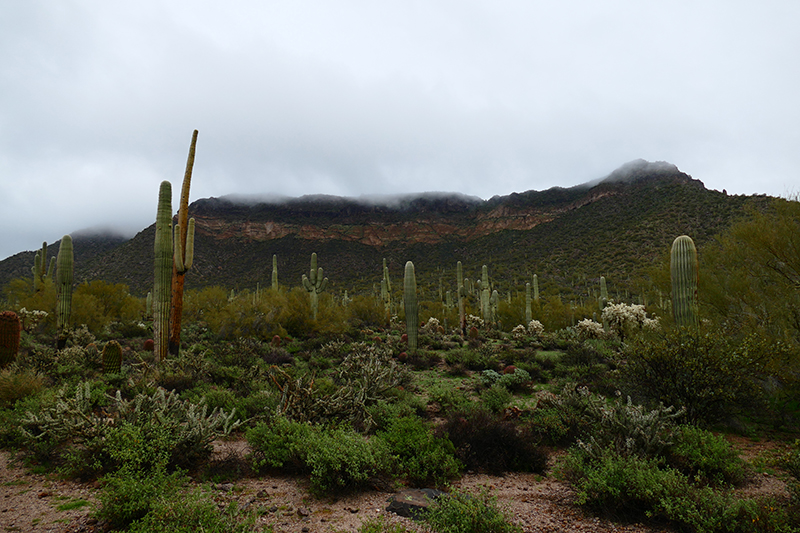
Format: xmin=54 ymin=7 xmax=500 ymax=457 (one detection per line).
xmin=511 ymin=324 xmax=527 ymax=340
xmin=527 ymin=319 xmax=545 ymax=338
xmin=421 ymin=317 xmax=441 ymax=336
xmin=601 ymin=301 xmax=659 ymax=341
xmin=17 ymin=308 xmax=48 ymax=332
xmin=575 ymin=318 xmax=606 ymax=340
xmin=466 ymin=314 xmax=485 ymax=330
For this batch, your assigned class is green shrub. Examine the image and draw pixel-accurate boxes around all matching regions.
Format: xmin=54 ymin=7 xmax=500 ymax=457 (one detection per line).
xmin=128 ymin=486 xmax=256 ymax=533
xmin=427 ymin=381 xmax=469 ymax=415
xmin=246 ymin=417 xmax=311 ymax=471
xmin=377 ymin=416 xmax=461 ymax=487
xmin=481 ymin=384 xmax=512 ymax=413
xmin=424 ymin=488 xmax=522 ymax=533
xmin=96 ymin=466 xmax=187 ymax=529
xmin=527 ymin=384 xmax=603 ymax=446
xmin=666 ymin=425 xmax=748 ymax=486
xmin=357 ymin=515 xmax=413 ymax=533
xmin=0 ymin=368 xmax=44 ymax=409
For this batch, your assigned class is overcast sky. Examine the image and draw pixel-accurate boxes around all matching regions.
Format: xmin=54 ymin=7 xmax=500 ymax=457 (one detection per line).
xmin=2 ymin=1 xmax=799 ymax=260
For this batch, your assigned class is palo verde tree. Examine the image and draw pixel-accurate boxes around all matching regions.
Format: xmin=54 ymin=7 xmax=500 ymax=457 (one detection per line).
xmin=169 ymin=130 xmax=198 ymax=355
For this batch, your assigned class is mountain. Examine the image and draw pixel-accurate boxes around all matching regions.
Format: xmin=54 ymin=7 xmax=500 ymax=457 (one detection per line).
xmin=0 ymin=160 xmax=771 ymax=301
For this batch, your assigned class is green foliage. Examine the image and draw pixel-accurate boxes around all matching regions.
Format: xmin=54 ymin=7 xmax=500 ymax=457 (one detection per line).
xmin=72 ymin=280 xmax=142 ymax=334
xmin=246 ymin=417 xmax=311 ymax=471
xmin=480 ymin=383 xmax=512 ymax=413
xmin=96 ymin=466 xmax=187 ymax=529
xmin=666 ymin=425 xmax=747 ymax=486
xmin=377 ymin=416 xmax=461 ymax=487
xmin=358 ymin=515 xmax=413 ymax=533
xmin=0 ymin=368 xmax=44 ymax=409
xmin=620 ymin=329 xmax=769 ymax=425
xmin=424 ymin=488 xmax=522 ymax=533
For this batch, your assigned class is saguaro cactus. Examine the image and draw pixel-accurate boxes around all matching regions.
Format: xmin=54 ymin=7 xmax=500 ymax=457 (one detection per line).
xmin=102 ymin=340 xmax=123 ymax=374
xmin=154 ymin=181 xmax=173 ymax=364
xmin=0 ymin=311 xmax=21 ymax=368
xmin=55 ymin=235 xmax=73 ymax=349
xmin=480 ymin=265 xmax=491 ymax=323
xmin=31 ymin=242 xmax=54 ymax=293
xmin=404 ymin=261 xmax=418 ymax=352
xmin=271 ymin=254 xmax=279 ymax=291
xmin=169 ymin=130 xmax=198 ymax=356
xmin=490 ymin=289 xmax=500 ymax=326
xmin=533 ymin=274 xmax=540 ymax=301
xmin=381 ymin=258 xmax=392 ymax=325
xmin=670 ymin=235 xmax=699 ymax=328
xmin=599 ymin=276 xmax=608 ymax=310
xmin=302 ymin=252 xmax=328 ymax=320
xmin=525 ymin=282 xmax=532 ymax=324
xmin=457 ymin=261 xmax=466 ymax=336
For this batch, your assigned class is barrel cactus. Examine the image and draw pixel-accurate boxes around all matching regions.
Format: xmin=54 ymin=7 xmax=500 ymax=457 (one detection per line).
xmin=404 ymin=261 xmax=418 ymax=352
xmin=56 ymin=235 xmax=73 ymax=349
xmin=670 ymin=235 xmax=699 ymax=328
xmin=102 ymin=340 xmax=123 ymax=374
xmin=0 ymin=311 xmax=21 ymax=368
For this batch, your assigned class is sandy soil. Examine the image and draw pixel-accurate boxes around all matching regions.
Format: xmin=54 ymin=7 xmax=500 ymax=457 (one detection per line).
xmin=0 ymin=437 xmax=789 ymax=533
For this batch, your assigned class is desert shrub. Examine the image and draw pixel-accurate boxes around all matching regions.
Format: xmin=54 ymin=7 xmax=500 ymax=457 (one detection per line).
xmin=128 ymin=487 xmax=256 ymax=533
xmin=441 ymin=407 xmax=548 ymax=474
xmin=527 ymin=384 xmax=603 ymax=446
xmin=444 ymin=347 xmax=498 ymax=371
xmin=0 ymin=368 xmax=44 ymax=409
xmin=96 ymin=466 xmax=187 ymax=529
xmin=427 ymin=381 xmax=469 ymax=415
xmin=481 ymin=384 xmax=512 ymax=413
xmin=781 ymin=439 xmax=800 ymax=510
xmin=620 ymin=329 xmax=767 ymax=425
xmin=479 ymin=368 xmax=531 ymax=393
xmin=424 ymin=487 xmax=522 ymax=533
xmin=358 ymin=515 xmax=413 ymax=533
xmin=377 ymin=416 xmax=461 ymax=486
xmin=246 ymin=417 xmax=311 ymax=471
xmin=666 ymin=425 xmax=748 ymax=486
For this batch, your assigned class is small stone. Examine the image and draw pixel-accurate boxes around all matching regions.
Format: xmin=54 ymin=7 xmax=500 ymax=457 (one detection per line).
xmin=37 ymin=491 xmax=51 ymax=498
xmin=269 ymin=506 xmax=278 ymax=513
xmin=256 ymin=490 xmax=269 ymax=498
xmin=297 ymin=507 xmax=311 ymax=517
xmin=302 ymin=528 xmax=310 ymax=532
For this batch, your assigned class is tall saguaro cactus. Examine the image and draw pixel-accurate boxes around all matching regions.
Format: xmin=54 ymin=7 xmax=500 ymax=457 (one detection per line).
xmin=670 ymin=235 xmax=699 ymax=328
xmin=404 ymin=261 xmax=418 ymax=352
xmin=55 ymin=235 xmax=73 ymax=349
xmin=525 ymin=282 xmax=532 ymax=324
xmin=381 ymin=258 xmax=392 ymax=325
xmin=480 ymin=265 xmax=491 ymax=323
xmin=457 ymin=261 xmax=466 ymax=336
xmin=271 ymin=254 xmax=279 ymax=291
xmin=32 ymin=242 xmax=54 ymax=293
xmin=533 ymin=274 xmax=540 ymax=301
xmin=302 ymin=252 xmax=328 ymax=320
xmin=154 ymin=181 xmax=173 ymax=364
xmin=169 ymin=130 xmax=198 ymax=356
xmin=599 ymin=276 xmax=608 ymax=310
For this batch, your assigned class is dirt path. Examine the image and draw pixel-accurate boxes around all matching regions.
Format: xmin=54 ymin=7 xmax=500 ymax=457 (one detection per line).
xmin=0 ymin=438 xmax=789 ymax=533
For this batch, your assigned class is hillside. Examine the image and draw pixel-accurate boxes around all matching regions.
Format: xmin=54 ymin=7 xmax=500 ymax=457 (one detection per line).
xmin=0 ymin=160 xmax=771 ymax=302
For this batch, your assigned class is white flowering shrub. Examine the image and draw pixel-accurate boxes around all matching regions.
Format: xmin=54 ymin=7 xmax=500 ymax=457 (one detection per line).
xmin=18 ymin=307 xmax=48 ymax=332
xmin=601 ymin=302 xmax=659 ymax=340
xmin=575 ymin=319 xmax=606 ymax=340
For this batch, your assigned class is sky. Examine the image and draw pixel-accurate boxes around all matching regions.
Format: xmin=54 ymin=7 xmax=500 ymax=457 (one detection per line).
xmin=2 ymin=1 xmax=799 ymax=260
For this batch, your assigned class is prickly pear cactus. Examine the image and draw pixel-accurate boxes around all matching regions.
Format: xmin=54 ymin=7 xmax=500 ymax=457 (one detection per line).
xmin=670 ymin=235 xmax=699 ymax=328
xmin=102 ymin=340 xmax=123 ymax=374
xmin=404 ymin=261 xmax=418 ymax=352
xmin=0 ymin=311 xmax=21 ymax=368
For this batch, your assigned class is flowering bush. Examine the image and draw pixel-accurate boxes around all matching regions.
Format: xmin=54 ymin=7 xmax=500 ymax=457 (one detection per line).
xmin=511 ymin=324 xmax=527 ymax=340
xmin=527 ymin=320 xmax=545 ymax=338
xmin=467 ymin=315 xmax=485 ymax=330
xmin=421 ymin=317 xmax=441 ymax=336
xmin=17 ymin=308 xmax=48 ymax=332
xmin=575 ymin=319 xmax=606 ymax=340
xmin=601 ymin=302 xmax=659 ymax=340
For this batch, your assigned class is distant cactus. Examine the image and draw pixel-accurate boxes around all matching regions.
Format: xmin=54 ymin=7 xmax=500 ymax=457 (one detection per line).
xmin=381 ymin=258 xmax=392 ymax=325
xmin=271 ymin=254 xmax=279 ymax=291
xmin=457 ymin=261 xmax=466 ymax=336
xmin=599 ymin=276 xmax=608 ymax=310
xmin=31 ymin=242 xmax=54 ymax=293
xmin=145 ymin=291 xmax=153 ymax=319
xmin=153 ymin=181 xmax=173 ymax=364
xmin=102 ymin=340 xmax=123 ymax=374
xmin=525 ymin=282 xmax=532 ymax=324
xmin=302 ymin=253 xmax=328 ymax=320
xmin=404 ymin=261 xmax=418 ymax=352
xmin=480 ymin=265 xmax=490 ymax=324
xmin=670 ymin=235 xmax=699 ymax=328
xmin=533 ymin=274 xmax=539 ymax=301
xmin=490 ymin=289 xmax=500 ymax=326
xmin=56 ymin=235 xmax=73 ymax=349
xmin=0 ymin=311 xmax=21 ymax=368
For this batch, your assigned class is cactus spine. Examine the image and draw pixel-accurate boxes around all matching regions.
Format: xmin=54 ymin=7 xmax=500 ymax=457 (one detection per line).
xmin=480 ymin=265 xmax=490 ymax=323
xmin=302 ymin=252 xmax=328 ymax=320
xmin=271 ymin=254 xmax=279 ymax=291
xmin=169 ymin=130 xmax=198 ymax=356
xmin=0 ymin=311 xmax=21 ymax=368
xmin=154 ymin=181 xmax=173 ymax=364
xmin=102 ymin=340 xmax=123 ymax=374
xmin=404 ymin=261 xmax=418 ymax=352
xmin=670 ymin=235 xmax=699 ymax=328
xmin=457 ymin=261 xmax=466 ymax=336
xmin=525 ymin=282 xmax=532 ymax=324
xmin=55 ymin=235 xmax=73 ymax=349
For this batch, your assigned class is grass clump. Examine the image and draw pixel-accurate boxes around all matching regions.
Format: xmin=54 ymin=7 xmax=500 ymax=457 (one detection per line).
xmin=424 ymin=487 xmax=522 ymax=533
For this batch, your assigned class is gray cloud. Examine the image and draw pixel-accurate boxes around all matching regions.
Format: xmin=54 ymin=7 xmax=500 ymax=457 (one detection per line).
xmin=1 ymin=1 xmax=799 ymax=259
